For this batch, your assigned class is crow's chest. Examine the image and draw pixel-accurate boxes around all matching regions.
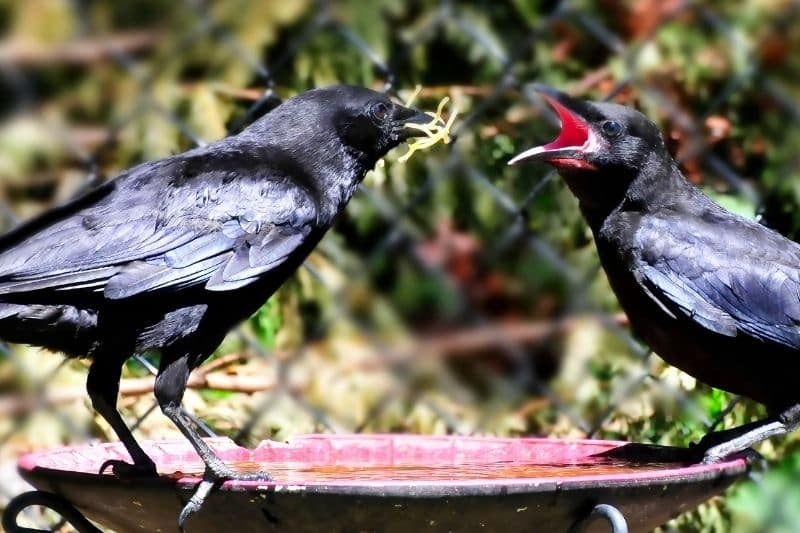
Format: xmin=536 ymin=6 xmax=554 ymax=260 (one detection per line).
xmin=594 ymin=236 xmax=672 ymax=337
xmin=593 ymin=228 xmax=700 ymax=362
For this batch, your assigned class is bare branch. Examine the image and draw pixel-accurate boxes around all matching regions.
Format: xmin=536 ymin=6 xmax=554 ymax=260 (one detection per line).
xmin=0 ymin=31 xmax=162 ymax=67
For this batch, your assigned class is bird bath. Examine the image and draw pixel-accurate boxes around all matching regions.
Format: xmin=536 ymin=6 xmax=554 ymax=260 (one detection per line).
xmin=6 ymin=434 xmax=747 ymax=532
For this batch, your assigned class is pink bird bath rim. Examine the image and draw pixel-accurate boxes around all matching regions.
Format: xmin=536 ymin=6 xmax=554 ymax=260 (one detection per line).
xmin=8 ymin=434 xmax=750 ymax=533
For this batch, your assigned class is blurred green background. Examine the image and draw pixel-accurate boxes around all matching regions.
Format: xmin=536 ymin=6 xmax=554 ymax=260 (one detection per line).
xmin=1 ymin=0 xmax=800 ymax=531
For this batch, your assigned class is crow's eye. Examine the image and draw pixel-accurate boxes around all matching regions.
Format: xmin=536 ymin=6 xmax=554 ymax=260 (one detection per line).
xmin=601 ymin=120 xmax=623 ymax=138
xmin=371 ymin=102 xmax=390 ymax=121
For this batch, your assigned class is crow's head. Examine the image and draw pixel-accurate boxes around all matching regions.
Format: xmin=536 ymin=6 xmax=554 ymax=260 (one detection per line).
xmin=508 ymin=85 xmax=670 ymax=214
xmin=508 ymin=84 xmax=666 ymax=172
xmin=330 ymin=85 xmax=433 ymax=159
xmin=260 ymin=85 xmax=431 ymax=168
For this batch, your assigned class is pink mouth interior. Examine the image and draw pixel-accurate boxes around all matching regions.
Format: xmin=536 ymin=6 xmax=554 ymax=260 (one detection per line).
xmin=540 ymin=95 xmax=590 ymax=151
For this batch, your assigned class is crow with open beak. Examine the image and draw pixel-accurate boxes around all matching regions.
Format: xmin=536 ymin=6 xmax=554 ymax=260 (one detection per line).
xmin=0 ymin=85 xmax=431 ymax=527
xmin=510 ymin=84 xmax=800 ymax=463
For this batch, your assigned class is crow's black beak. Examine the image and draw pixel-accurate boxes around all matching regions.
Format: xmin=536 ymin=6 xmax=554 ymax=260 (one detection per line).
xmin=394 ymin=105 xmax=435 ymax=139
xmin=508 ymin=84 xmax=601 ymax=167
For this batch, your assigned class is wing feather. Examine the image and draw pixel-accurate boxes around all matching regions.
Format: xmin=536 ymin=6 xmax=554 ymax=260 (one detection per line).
xmin=634 ymin=215 xmax=800 ymax=349
xmin=0 ymin=143 xmax=320 ymax=301
xmin=207 ymin=227 xmax=310 ymax=290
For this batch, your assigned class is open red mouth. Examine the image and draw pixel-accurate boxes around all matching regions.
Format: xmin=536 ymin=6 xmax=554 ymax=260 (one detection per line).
xmin=538 ymin=95 xmax=590 ymax=151
xmin=508 ymin=91 xmax=597 ymax=169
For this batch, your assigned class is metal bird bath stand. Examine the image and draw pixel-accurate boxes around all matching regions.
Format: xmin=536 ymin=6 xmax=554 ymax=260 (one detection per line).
xmin=4 ymin=434 xmax=747 ymax=532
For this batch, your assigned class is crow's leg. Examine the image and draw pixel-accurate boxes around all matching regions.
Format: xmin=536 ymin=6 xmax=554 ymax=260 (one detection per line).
xmin=698 ymin=404 xmax=800 ymax=464
xmin=154 ymin=355 xmax=260 ymax=478
xmin=154 ymin=355 xmax=270 ymax=529
xmin=86 ymin=358 xmax=157 ymax=477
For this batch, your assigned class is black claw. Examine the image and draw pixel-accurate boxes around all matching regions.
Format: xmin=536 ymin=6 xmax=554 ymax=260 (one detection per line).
xmin=178 ymin=479 xmax=217 ymax=531
xmin=98 ymin=459 xmax=158 ymax=479
xmin=177 ymin=467 xmax=271 ymax=530
xmin=739 ymin=448 xmax=767 ymax=468
xmin=703 ymin=446 xmax=764 ymax=467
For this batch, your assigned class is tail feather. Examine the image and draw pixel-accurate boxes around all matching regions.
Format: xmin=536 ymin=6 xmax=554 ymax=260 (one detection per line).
xmin=0 ymin=303 xmax=98 ymax=357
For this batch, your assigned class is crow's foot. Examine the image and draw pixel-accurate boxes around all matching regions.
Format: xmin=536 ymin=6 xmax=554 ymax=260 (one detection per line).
xmin=701 ymin=443 xmax=763 ymax=465
xmin=692 ymin=417 xmax=788 ymax=464
xmin=205 ymin=463 xmax=271 ymax=483
xmin=98 ymin=458 xmax=158 ymax=479
xmin=178 ymin=466 xmax=271 ymax=531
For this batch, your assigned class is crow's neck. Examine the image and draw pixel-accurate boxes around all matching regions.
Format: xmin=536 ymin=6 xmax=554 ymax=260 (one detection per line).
xmin=241 ymin=118 xmax=372 ymax=225
xmin=238 ymin=136 xmax=374 ymax=226
xmin=303 ymin=144 xmax=371 ymax=223
xmin=577 ymin=151 xmax=688 ymax=232
xmin=621 ymin=154 xmax=696 ymax=214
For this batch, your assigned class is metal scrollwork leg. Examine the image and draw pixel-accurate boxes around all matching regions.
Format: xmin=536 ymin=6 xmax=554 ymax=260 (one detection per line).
xmin=568 ymin=503 xmax=629 ymax=533
xmin=2 ymin=491 xmax=102 ymax=533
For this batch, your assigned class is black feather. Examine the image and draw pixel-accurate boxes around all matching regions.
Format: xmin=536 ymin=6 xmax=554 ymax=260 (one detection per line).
xmin=511 ymin=86 xmax=800 ymax=411
xmin=0 ymin=85 xmax=429 ymax=484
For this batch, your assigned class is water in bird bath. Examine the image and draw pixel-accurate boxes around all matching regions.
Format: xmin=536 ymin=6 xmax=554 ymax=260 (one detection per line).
xmin=161 ymin=457 xmax=686 ymax=482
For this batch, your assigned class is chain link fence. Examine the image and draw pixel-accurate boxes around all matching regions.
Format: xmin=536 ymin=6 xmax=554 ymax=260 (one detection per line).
xmin=1 ymin=0 xmax=800 ymax=530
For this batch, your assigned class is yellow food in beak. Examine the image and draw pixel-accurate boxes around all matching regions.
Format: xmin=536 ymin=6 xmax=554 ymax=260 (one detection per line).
xmin=398 ymin=86 xmax=458 ymax=164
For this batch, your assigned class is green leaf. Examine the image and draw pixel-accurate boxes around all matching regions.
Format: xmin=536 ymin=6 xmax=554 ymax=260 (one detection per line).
xmin=250 ymin=295 xmax=283 ymax=349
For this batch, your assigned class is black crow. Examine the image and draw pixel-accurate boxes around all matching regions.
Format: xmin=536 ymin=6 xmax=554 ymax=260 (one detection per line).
xmin=0 ymin=85 xmax=430 ymax=521
xmin=509 ymin=85 xmax=800 ymax=463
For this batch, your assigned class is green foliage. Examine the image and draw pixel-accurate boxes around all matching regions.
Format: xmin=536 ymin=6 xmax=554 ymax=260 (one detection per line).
xmin=730 ymin=450 xmax=800 ymax=533
xmin=250 ymin=295 xmax=283 ymax=349
xmin=704 ymin=189 xmax=758 ymax=220
xmin=702 ymin=388 xmax=730 ymax=422
xmin=199 ymin=389 xmax=234 ymax=401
